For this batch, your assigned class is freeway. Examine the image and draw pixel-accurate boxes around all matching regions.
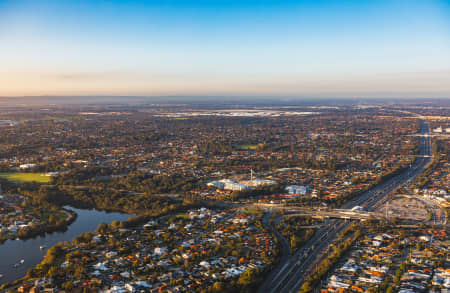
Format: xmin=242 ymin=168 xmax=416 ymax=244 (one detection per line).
xmin=259 ymin=118 xmax=434 ymax=293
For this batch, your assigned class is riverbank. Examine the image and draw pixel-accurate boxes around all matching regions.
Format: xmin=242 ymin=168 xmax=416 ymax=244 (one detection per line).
xmin=0 ymin=208 xmax=77 ymax=245
xmin=2 ymin=206 xmax=277 ymax=292
xmin=0 ymin=207 xmax=131 ymax=286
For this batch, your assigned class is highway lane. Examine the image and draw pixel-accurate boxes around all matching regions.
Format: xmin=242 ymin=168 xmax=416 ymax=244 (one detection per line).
xmin=261 ymin=118 xmax=433 ymax=293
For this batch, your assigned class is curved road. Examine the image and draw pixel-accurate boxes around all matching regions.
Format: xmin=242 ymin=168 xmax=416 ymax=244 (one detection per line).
xmin=262 ymin=212 xmax=291 ymax=271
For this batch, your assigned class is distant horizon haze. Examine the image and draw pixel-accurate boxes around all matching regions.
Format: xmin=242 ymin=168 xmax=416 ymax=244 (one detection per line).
xmin=0 ymin=96 xmax=448 ymax=107
xmin=0 ymin=0 xmax=449 ymax=98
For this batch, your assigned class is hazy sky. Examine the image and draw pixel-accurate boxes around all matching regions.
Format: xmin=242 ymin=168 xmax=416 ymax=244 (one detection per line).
xmin=0 ymin=0 xmax=449 ymax=98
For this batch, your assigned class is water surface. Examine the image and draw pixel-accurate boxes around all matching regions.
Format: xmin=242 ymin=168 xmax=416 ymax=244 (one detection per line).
xmin=0 ymin=207 xmax=131 ymax=284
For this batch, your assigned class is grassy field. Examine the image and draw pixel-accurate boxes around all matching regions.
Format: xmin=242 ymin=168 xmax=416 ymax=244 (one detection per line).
xmin=237 ymin=144 xmax=259 ymax=150
xmin=0 ymin=172 xmax=51 ymax=183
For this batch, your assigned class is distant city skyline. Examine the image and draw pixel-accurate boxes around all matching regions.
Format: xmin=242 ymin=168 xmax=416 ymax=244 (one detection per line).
xmin=0 ymin=0 xmax=449 ymax=98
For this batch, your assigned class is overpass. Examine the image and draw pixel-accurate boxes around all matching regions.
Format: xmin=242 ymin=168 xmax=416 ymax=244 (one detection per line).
xmin=256 ymin=203 xmax=427 ymax=222
xmin=259 ymin=116 xmax=436 ymax=293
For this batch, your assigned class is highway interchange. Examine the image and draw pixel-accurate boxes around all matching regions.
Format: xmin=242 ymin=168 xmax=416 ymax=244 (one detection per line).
xmin=259 ymin=118 xmax=440 ymax=293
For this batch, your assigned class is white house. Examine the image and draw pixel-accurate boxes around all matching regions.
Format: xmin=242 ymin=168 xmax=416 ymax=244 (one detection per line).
xmin=19 ymin=163 xmax=36 ymax=169
xmin=285 ymin=185 xmax=307 ymax=195
xmin=154 ymin=247 xmax=167 ymax=256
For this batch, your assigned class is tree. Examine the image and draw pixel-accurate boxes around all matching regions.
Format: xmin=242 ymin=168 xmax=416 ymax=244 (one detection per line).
xmin=230 ymin=191 xmax=240 ymax=201
xmin=211 ymin=282 xmax=226 ymax=292
xmin=47 ymin=266 xmax=59 ymax=278
xmin=43 ymin=244 xmax=64 ymax=265
xmin=393 ymin=268 xmax=402 ymax=284
xmin=237 ymin=268 xmax=257 ymax=287
xmin=298 ymin=281 xmax=313 ymax=293
xmin=290 ymin=235 xmax=298 ymax=250
xmin=96 ymin=222 xmax=108 ymax=234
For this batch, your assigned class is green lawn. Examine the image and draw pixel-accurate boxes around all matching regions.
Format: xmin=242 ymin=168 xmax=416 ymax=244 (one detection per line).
xmin=0 ymin=172 xmax=51 ymax=183
xmin=237 ymin=144 xmax=259 ymax=150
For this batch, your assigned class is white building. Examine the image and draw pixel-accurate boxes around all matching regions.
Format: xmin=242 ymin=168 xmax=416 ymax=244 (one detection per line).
xmin=285 ymin=185 xmax=307 ymax=195
xmin=19 ymin=163 xmax=36 ymax=169
xmin=207 ymin=179 xmax=250 ymax=191
xmin=224 ymin=182 xmax=250 ymax=191
xmin=154 ymin=247 xmax=168 ymax=256
xmin=242 ymin=179 xmax=276 ymax=187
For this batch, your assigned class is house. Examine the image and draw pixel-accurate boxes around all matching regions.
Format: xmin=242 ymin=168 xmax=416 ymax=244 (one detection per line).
xmin=19 ymin=163 xmax=36 ymax=169
xmin=154 ymin=247 xmax=167 ymax=256
xmin=285 ymin=185 xmax=307 ymax=195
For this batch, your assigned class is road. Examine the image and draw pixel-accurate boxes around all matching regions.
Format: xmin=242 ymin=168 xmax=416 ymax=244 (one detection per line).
xmin=259 ymin=117 xmax=434 ymax=293
xmin=261 ymin=212 xmax=293 ymax=284
xmin=284 ymin=209 xmax=421 ymax=221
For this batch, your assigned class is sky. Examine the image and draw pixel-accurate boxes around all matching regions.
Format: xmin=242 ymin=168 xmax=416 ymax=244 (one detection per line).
xmin=0 ymin=0 xmax=449 ymax=98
